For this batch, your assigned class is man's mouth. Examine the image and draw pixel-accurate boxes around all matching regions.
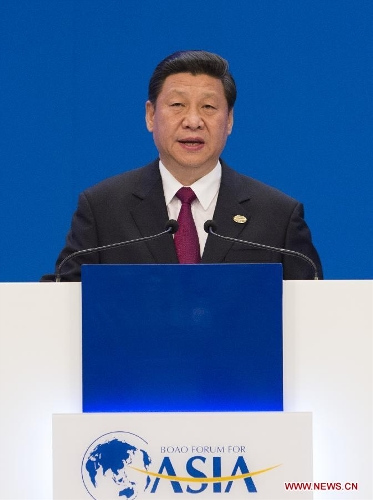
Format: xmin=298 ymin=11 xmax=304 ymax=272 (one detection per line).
xmin=178 ymin=138 xmax=205 ymax=147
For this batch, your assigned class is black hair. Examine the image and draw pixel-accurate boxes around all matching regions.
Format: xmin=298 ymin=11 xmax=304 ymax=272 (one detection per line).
xmin=148 ymin=50 xmax=236 ymax=110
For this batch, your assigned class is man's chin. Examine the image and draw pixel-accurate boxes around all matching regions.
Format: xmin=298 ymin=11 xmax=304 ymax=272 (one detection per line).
xmin=163 ymin=157 xmax=218 ymax=179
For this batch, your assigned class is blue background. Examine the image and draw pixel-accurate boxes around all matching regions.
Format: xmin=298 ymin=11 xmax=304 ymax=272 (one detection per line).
xmin=1 ymin=0 xmax=372 ymax=281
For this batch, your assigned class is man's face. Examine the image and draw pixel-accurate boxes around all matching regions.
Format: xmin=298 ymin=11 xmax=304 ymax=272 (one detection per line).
xmin=145 ymin=72 xmax=233 ymax=183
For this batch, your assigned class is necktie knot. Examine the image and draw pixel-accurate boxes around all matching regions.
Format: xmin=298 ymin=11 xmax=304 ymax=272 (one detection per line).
xmin=176 ymin=187 xmax=197 ymax=205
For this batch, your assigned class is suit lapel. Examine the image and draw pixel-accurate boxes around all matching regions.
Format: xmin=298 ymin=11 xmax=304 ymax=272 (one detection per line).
xmin=129 ymin=160 xmax=253 ymax=264
xmin=202 ymin=162 xmax=252 ymax=263
xmin=129 ymin=161 xmax=178 ymax=263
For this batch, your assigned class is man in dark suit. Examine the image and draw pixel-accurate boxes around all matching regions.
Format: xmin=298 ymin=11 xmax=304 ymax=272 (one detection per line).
xmin=43 ymin=50 xmax=322 ymax=281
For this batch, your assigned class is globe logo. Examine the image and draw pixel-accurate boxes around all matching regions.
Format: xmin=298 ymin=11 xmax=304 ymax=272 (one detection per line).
xmin=81 ymin=431 xmax=152 ymax=499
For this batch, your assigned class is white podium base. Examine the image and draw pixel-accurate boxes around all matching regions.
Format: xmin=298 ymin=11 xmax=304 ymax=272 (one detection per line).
xmin=0 ymin=281 xmax=371 ymax=499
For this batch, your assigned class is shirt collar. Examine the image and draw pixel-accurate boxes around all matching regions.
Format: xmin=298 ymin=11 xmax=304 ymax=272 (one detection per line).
xmin=159 ymin=160 xmax=222 ymax=210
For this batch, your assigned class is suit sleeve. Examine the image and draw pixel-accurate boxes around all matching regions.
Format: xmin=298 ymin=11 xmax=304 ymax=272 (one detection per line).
xmin=282 ymin=202 xmax=323 ymax=280
xmin=41 ymin=191 xmax=100 ymax=282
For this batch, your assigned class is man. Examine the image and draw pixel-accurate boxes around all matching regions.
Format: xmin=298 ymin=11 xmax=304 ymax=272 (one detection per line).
xmin=42 ymin=50 xmax=322 ymax=281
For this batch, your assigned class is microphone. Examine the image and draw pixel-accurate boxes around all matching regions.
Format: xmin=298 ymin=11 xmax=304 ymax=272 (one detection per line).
xmin=55 ymin=219 xmax=179 ymax=282
xmin=204 ymin=220 xmax=319 ymax=280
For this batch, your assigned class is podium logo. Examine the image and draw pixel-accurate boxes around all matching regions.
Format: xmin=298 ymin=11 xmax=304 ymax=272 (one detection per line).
xmin=81 ymin=431 xmax=280 ymax=498
xmin=81 ymin=431 xmax=152 ymax=499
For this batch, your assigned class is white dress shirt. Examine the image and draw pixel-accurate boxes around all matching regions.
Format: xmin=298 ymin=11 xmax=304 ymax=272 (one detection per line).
xmin=159 ymin=161 xmax=221 ymax=256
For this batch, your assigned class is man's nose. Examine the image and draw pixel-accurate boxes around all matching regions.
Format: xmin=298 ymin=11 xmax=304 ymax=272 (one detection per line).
xmin=182 ymin=107 xmax=204 ymax=129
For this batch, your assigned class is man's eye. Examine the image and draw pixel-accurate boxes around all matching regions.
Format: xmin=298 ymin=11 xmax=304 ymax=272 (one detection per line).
xmin=170 ymin=102 xmax=183 ymax=107
xmin=203 ymin=104 xmax=216 ymax=110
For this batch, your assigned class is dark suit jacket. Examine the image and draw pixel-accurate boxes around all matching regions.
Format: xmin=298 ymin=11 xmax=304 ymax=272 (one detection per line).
xmin=43 ymin=159 xmax=323 ymax=281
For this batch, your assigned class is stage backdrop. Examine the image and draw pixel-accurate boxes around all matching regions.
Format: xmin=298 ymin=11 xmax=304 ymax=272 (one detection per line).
xmin=1 ymin=0 xmax=372 ymax=281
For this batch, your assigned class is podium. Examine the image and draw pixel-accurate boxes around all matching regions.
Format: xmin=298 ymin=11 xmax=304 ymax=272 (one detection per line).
xmin=53 ymin=264 xmax=314 ymax=499
xmin=0 ymin=279 xmax=371 ymax=499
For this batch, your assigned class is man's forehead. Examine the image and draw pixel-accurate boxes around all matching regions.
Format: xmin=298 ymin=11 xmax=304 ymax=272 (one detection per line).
xmin=160 ymin=73 xmax=225 ymax=96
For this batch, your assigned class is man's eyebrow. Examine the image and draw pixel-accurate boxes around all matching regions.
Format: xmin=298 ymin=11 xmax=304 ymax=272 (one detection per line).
xmin=165 ymin=89 xmax=218 ymax=98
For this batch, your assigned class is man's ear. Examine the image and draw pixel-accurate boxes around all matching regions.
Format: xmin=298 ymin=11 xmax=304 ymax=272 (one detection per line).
xmin=227 ymin=108 xmax=234 ymax=135
xmin=145 ymin=100 xmax=155 ymax=132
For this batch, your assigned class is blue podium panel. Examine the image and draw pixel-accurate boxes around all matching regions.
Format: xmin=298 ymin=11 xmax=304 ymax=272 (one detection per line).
xmin=82 ymin=264 xmax=283 ymax=412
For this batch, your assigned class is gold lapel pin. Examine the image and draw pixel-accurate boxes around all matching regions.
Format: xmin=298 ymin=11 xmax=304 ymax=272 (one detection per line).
xmin=233 ymin=215 xmax=247 ymax=224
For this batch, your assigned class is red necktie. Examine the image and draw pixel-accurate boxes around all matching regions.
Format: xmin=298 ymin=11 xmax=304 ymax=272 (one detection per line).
xmin=174 ymin=187 xmax=201 ymax=264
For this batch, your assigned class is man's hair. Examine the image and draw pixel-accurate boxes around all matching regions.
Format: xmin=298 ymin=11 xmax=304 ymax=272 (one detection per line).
xmin=148 ymin=50 xmax=236 ymax=110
